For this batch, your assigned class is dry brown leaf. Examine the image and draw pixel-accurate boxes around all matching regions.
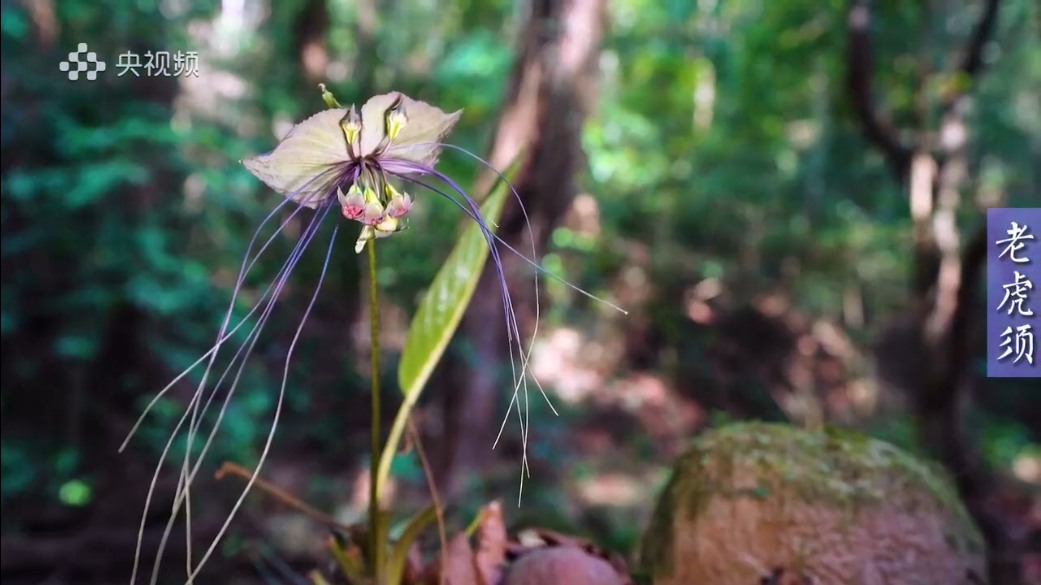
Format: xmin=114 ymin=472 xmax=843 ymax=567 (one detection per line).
xmin=528 ymin=528 xmax=586 ymax=549
xmin=474 ymin=501 xmax=507 ymax=585
xmin=423 ymin=531 xmax=479 ymax=585
xmin=401 ymin=543 xmax=424 ymax=584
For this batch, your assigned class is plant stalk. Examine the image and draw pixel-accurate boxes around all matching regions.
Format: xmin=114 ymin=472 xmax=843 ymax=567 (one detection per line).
xmin=367 ymin=239 xmax=383 ymax=580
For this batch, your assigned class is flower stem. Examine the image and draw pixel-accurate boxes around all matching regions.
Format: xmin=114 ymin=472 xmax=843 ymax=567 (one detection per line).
xmin=367 ymin=239 xmax=383 ymax=579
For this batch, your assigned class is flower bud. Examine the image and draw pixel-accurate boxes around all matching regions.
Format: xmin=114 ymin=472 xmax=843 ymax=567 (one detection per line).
xmin=361 ymin=203 xmax=385 ymax=225
xmin=353 ymin=216 xmax=405 ymax=253
xmin=354 ymin=225 xmax=375 ymax=254
xmin=374 ymin=216 xmax=402 ymax=237
xmin=357 ymin=185 xmax=386 ymax=225
xmin=384 ymin=185 xmax=413 ymax=218
xmin=339 ymin=184 xmax=367 ymax=221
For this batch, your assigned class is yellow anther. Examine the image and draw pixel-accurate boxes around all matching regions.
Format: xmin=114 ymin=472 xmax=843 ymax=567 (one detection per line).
xmin=340 ymin=105 xmax=363 ymax=148
xmin=385 ymin=100 xmax=408 ymax=141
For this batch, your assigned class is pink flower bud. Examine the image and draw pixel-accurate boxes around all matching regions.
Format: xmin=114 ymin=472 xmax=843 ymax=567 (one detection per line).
xmin=386 ymin=191 xmax=412 ymax=218
xmin=339 ymin=185 xmax=367 ymax=220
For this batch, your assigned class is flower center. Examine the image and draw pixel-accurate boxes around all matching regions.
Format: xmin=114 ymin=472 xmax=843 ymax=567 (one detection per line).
xmin=334 ymin=96 xmax=415 ymax=252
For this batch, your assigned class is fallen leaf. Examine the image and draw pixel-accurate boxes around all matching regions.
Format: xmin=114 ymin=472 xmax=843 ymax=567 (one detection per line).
xmin=528 ymin=528 xmax=586 ymax=549
xmin=402 ymin=543 xmax=424 ymax=584
xmin=423 ymin=531 xmax=479 ymax=585
xmin=474 ymin=501 xmax=507 ymax=585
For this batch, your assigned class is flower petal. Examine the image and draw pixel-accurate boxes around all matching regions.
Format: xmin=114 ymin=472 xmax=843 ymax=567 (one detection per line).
xmin=242 ymin=108 xmax=351 ymax=208
xmin=358 ymin=92 xmax=462 ymax=166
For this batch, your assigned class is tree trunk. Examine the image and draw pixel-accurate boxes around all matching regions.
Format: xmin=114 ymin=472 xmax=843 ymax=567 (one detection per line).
xmin=293 ymin=0 xmax=331 ymax=85
xmin=846 ymin=1 xmax=1022 ymax=583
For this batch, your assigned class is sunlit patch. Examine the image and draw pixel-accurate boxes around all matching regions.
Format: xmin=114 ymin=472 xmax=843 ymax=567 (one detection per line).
xmin=530 ymin=327 xmax=607 ymax=404
xmin=1012 ymin=452 xmax=1041 ymax=485
xmin=571 ymin=471 xmax=648 ymax=507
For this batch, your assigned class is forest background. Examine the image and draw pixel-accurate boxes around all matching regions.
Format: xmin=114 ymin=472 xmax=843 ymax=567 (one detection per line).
xmin=0 ymin=0 xmax=1037 ymax=583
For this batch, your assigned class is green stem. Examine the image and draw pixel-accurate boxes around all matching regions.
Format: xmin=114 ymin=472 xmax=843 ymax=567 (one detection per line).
xmin=366 ymin=239 xmax=383 ymax=580
xmin=373 ymin=394 xmax=414 ymax=530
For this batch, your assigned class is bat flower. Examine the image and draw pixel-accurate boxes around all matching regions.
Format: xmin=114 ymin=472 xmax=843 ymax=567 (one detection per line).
xmin=241 ymin=88 xmax=461 ymax=252
xmin=123 ymin=86 xmax=626 ymax=585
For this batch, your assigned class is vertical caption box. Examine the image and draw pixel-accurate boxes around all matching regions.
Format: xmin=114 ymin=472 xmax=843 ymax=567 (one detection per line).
xmin=987 ymin=208 xmax=1038 ymax=378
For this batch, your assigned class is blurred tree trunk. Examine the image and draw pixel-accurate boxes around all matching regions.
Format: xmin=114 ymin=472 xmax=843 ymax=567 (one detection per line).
xmin=846 ymin=1 xmax=1022 ymax=583
xmin=293 ymin=0 xmax=330 ymax=85
xmin=433 ymin=0 xmax=606 ymax=497
xmin=18 ymin=0 xmax=57 ymax=48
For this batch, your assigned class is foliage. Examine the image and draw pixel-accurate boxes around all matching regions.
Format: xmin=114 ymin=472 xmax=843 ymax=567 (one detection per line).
xmin=0 ymin=0 xmax=1038 ymax=582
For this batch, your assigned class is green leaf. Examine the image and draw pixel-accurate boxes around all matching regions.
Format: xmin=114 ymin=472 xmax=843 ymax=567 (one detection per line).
xmin=326 ymin=535 xmax=365 ymax=583
xmin=396 ymin=155 xmax=522 ymax=398
xmin=384 ymin=505 xmax=438 ymax=585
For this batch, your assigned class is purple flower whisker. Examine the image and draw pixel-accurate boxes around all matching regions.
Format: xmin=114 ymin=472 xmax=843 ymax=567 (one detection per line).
xmin=394 ymin=172 xmax=520 ymax=371
xmin=190 ymin=206 xmax=330 ymax=444
xmin=189 ymin=216 xmax=339 ymax=583
xmin=393 ymin=174 xmax=522 ymax=344
xmin=119 ymin=199 xmax=306 ymax=454
xmin=391 ymin=171 xmax=524 ymax=390
xmin=121 ymin=172 xmax=343 ymax=459
xmin=177 ymin=206 xmax=329 ymax=490
xmin=163 ymin=207 xmax=330 ymax=580
xmin=130 ymin=202 xmax=335 ymax=585
xmin=391 ymin=170 xmax=551 ymax=495
xmin=389 ymin=172 xmax=511 ymax=328
xmin=385 ymin=156 xmax=626 ymax=314
xmin=387 ymin=143 xmax=628 ymax=500
xmin=387 ymin=149 xmax=574 ymax=482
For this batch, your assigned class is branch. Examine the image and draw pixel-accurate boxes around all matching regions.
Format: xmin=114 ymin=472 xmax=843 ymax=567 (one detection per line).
xmin=940 ymin=0 xmax=1002 ymax=116
xmin=846 ymin=0 xmax=912 ymax=180
xmin=917 ymin=225 xmax=984 ymax=480
xmin=215 ymin=462 xmax=352 ymax=532
xmin=923 ymin=226 xmax=986 ymax=410
xmin=957 ymin=0 xmax=1001 ymax=82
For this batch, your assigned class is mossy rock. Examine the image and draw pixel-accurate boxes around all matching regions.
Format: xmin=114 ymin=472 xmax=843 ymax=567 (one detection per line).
xmin=640 ymin=422 xmax=986 ymax=585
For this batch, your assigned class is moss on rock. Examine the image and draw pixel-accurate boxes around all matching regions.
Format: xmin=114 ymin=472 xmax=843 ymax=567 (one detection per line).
xmin=640 ymin=422 xmax=985 ymax=585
